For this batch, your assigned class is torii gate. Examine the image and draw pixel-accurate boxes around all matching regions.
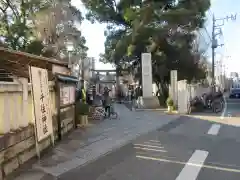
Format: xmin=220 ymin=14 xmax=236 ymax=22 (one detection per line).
xmin=90 ymin=69 xmax=117 ymax=95
xmin=90 ymin=69 xmax=133 ymax=96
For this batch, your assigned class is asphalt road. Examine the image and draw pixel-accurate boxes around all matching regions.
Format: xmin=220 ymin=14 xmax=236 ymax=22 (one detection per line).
xmin=222 ymin=96 xmax=240 ymax=118
xmin=55 ymin=113 xmax=240 ymax=180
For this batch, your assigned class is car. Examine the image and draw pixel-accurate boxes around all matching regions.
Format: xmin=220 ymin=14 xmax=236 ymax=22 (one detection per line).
xmin=229 ymin=88 xmax=240 ymax=98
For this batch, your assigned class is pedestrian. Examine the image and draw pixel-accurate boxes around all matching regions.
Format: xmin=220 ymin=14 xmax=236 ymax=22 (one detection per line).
xmin=135 ymin=86 xmax=142 ymax=108
xmin=131 ymin=87 xmax=136 ymax=111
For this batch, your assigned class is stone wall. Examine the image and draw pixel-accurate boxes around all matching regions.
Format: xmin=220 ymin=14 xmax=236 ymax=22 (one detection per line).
xmin=0 ymin=81 xmax=75 ymax=179
xmin=0 ymin=112 xmax=74 ymax=179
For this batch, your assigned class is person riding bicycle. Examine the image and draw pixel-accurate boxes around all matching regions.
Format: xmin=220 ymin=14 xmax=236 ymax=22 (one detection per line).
xmin=103 ymin=87 xmax=111 ymax=118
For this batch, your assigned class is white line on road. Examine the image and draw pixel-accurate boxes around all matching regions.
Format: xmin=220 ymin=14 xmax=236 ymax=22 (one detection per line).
xmin=144 ymin=141 xmax=162 ymax=146
xmin=134 ymin=146 xmax=167 ymax=152
xmin=137 ymin=154 xmax=240 ymax=173
xmin=207 ymin=124 xmax=221 ymax=135
xmin=149 ymin=140 xmax=161 ymax=143
xmin=175 ymin=150 xmax=209 ymax=180
xmin=221 ymin=95 xmax=227 ymax=119
xmin=134 ymin=144 xmax=164 ymax=149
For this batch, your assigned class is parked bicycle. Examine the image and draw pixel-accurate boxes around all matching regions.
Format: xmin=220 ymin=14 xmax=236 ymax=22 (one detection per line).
xmin=212 ymin=98 xmax=224 ymax=113
xmin=188 ymin=92 xmax=224 ymax=114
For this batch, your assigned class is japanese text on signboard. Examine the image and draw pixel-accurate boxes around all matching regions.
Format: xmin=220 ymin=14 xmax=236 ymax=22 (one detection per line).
xmin=39 ymin=70 xmax=48 ymax=135
xmin=30 ymin=66 xmax=53 ymax=142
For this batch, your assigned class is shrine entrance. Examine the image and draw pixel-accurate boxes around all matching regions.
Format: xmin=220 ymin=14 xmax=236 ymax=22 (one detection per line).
xmin=90 ymin=69 xmax=117 ymax=97
xmin=89 ymin=69 xmax=135 ymax=101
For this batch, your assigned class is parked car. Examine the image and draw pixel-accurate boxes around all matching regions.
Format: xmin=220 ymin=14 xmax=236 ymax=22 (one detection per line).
xmin=229 ymin=88 xmax=240 ymax=98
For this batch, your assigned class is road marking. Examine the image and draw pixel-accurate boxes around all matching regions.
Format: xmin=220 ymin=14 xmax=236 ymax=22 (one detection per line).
xmin=134 ymin=146 xmax=167 ymax=152
xmin=134 ymin=144 xmax=164 ymax=149
xmin=149 ymin=140 xmax=161 ymax=143
xmin=136 ymin=154 xmax=240 ymax=173
xmin=220 ymin=95 xmax=227 ymax=119
xmin=144 ymin=141 xmax=162 ymax=146
xmin=207 ymin=124 xmax=221 ymax=135
xmin=175 ymin=150 xmax=208 ymax=180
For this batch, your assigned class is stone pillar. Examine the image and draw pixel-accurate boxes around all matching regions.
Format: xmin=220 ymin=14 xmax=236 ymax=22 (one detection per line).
xmin=177 ymin=80 xmax=189 ymax=114
xmin=19 ymin=78 xmax=29 ymax=127
xmin=170 ymin=70 xmax=178 ymax=105
xmin=141 ymin=53 xmax=153 ymax=97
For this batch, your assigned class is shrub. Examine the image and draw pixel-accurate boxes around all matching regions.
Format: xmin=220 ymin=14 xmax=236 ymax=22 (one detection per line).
xmin=76 ymin=102 xmax=89 ymax=116
xmin=166 ymin=97 xmax=174 ymax=107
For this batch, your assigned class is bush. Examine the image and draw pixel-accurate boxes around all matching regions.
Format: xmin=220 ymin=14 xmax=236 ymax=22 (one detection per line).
xmin=76 ymin=102 xmax=89 ymax=116
xmin=166 ymin=97 xmax=174 ymax=107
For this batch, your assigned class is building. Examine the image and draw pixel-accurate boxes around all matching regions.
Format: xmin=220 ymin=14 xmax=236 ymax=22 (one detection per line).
xmin=82 ymin=57 xmax=95 ymax=82
xmin=230 ymin=72 xmax=239 ymax=80
xmin=71 ymin=57 xmax=96 ymax=88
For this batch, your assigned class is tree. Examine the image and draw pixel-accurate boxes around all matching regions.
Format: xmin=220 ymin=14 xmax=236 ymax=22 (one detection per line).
xmin=0 ymin=0 xmax=88 ymax=62
xmin=32 ymin=0 xmax=84 ymax=60
xmin=0 ymin=0 xmax=48 ymax=50
xmin=82 ymin=0 xmax=210 ymax=101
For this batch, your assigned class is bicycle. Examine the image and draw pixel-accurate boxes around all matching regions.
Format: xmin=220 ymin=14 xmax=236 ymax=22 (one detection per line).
xmin=212 ymin=98 xmax=224 ymax=113
xmin=187 ymin=95 xmax=224 ymax=114
xmin=104 ymin=101 xmax=119 ymax=119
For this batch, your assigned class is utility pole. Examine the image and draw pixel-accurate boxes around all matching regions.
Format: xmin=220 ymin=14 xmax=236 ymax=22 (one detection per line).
xmin=80 ymin=58 xmax=85 ymax=89
xmin=211 ymin=15 xmax=216 ymax=92
xmin=211 ymin=13 xmax=236 ymax=92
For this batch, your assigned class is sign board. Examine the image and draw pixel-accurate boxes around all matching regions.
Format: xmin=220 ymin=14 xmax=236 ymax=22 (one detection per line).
xmin=52 ymin=64 xmax=70 ymax=75
xmin=60 ymin=85 xmax=75 ymax=106
xmin=29 ymin=66 xmax=53 ymax=142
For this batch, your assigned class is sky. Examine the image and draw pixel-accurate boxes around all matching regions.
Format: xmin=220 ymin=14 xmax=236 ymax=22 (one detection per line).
xmin=72 ymin=0 xmax=240 ymax=72
xmin=208 ymin=0 xmax=240 ymax=75
xmin=71 ymin=0 xmax=113 ymax=70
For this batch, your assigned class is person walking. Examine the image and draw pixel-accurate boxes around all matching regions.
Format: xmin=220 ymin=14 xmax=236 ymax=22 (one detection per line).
xmin=135 ymin=86 xmax=142 ymax=108
xmin=131 ymin=87 xmax=136 ymax=111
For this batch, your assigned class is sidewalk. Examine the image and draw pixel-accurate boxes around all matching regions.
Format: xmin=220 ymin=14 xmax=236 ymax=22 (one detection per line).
xmin=10 ymin=104 xmax=179 ymax=180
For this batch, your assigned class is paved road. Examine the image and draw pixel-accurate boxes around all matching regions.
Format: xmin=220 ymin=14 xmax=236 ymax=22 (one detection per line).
xmin=222 ymin=96 xmax=240 ymax=118
xmin=9 ymin=104 xmax=179 ymax=180
xmin=57 ymin=115 xmax=240 ymax=180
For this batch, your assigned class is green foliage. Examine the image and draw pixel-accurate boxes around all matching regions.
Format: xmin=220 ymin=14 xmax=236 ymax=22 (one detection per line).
xmin=82 ymin=0 xmax=210 ymax=89
xmin=25 ymin=40 xmax=44 ymax=55
xmin=76 ymin=102 xmax=90 ymax=116
xmin=0 ymin=0 xmax=88 ymax=61
xmin=166 ymin=97 xmax=174 ymax=107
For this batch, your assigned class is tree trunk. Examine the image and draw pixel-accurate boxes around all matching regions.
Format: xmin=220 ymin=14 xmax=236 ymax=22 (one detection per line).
xmin=157 ymin=80 xmax=169 ymax=107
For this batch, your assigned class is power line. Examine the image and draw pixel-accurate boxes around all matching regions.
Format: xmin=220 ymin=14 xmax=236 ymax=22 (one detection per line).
xmin=211 ymin=13 xmax=237 ymax=92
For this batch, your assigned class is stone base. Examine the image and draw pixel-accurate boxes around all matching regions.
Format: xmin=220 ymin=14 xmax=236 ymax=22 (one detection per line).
xmin=138 ymin=96 xmax=161 ymax=109
xmin=78 ymin=115 xmax=88 ymax=127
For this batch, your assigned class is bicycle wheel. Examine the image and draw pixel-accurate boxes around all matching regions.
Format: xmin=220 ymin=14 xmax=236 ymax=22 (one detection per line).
xmin=110 ymin=112 xmax=118 ymax=119
xmin=212 ymin=100 xmax=223 ymax=113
